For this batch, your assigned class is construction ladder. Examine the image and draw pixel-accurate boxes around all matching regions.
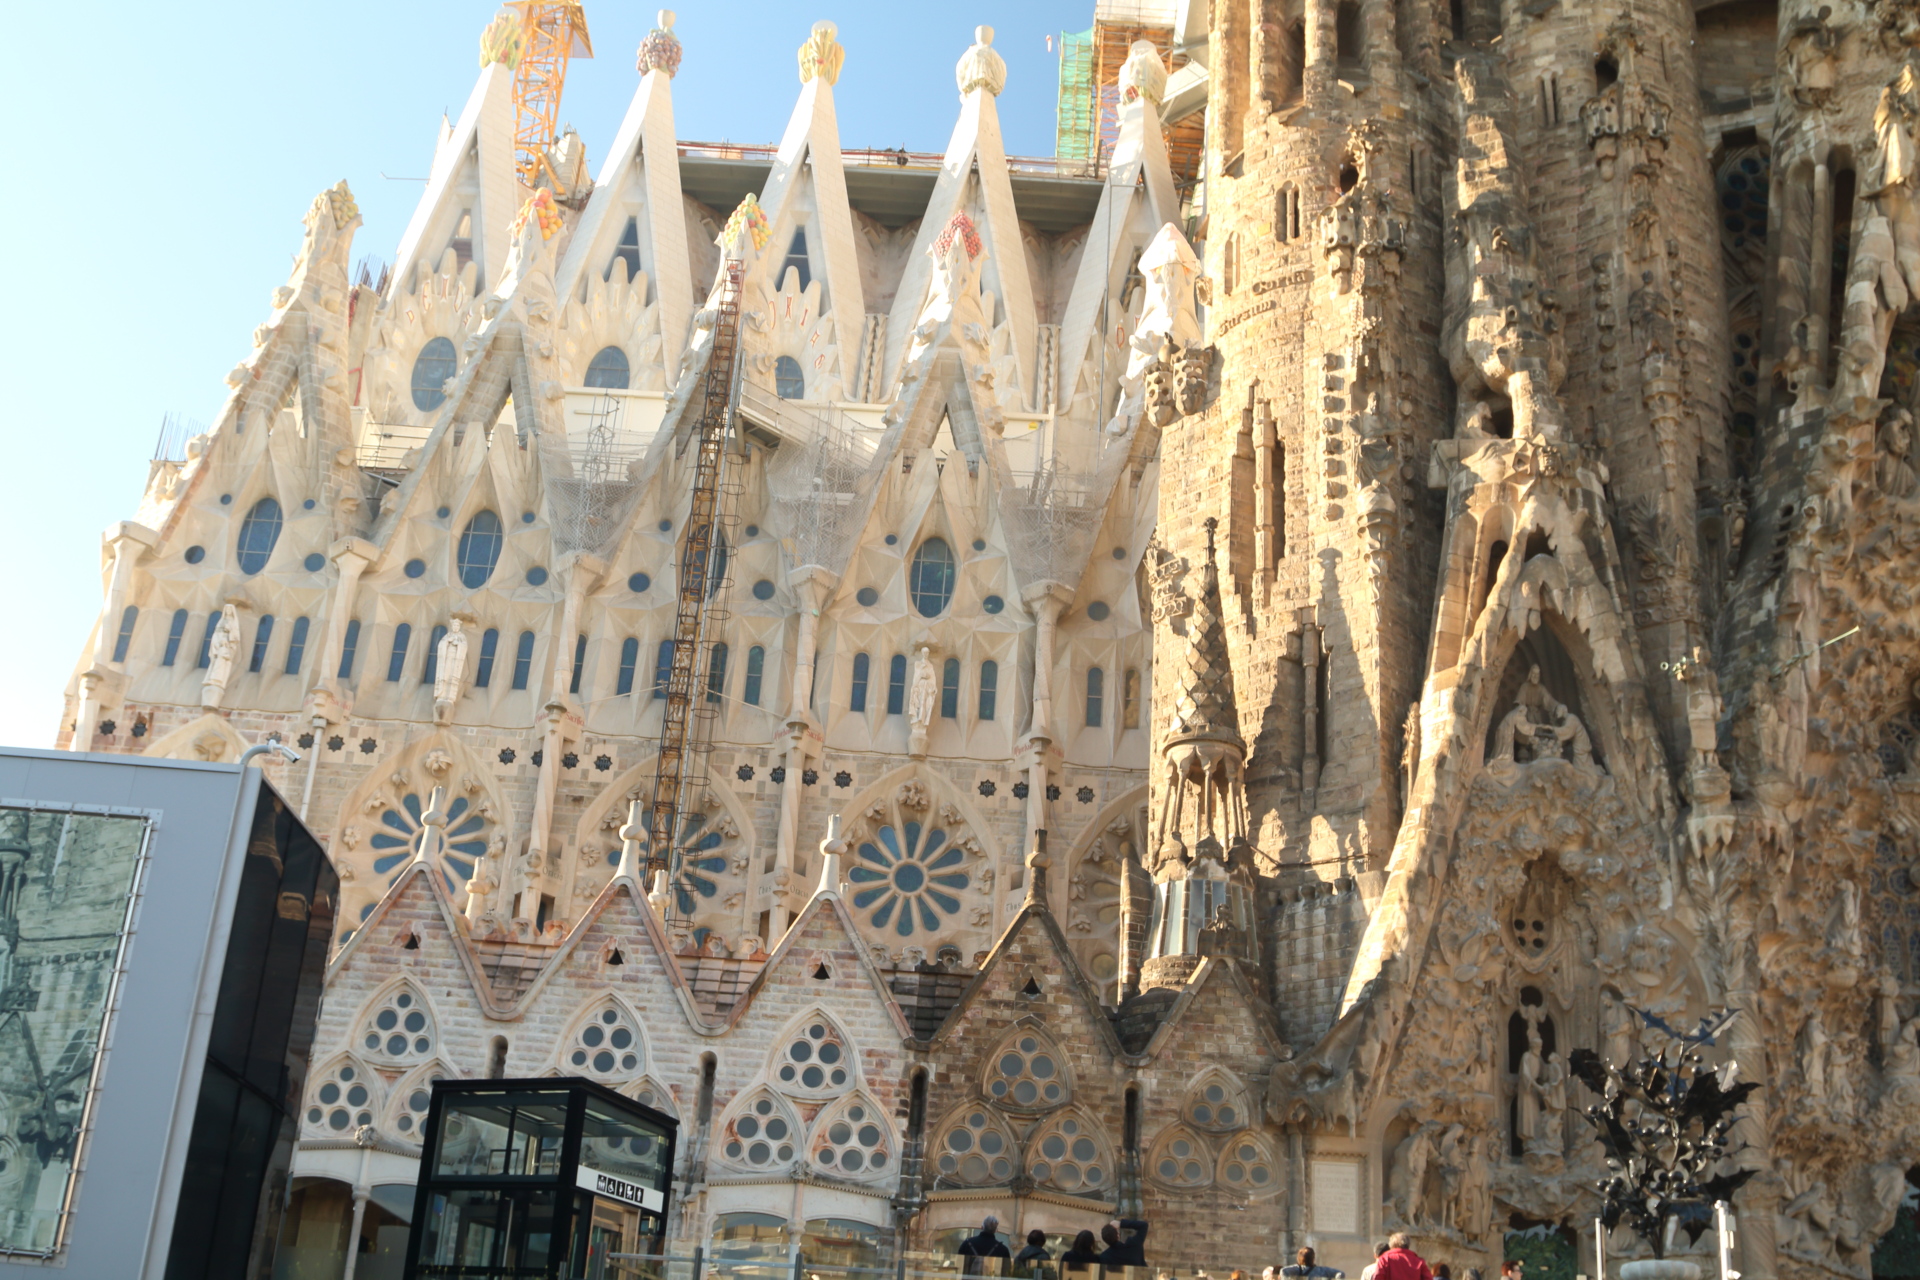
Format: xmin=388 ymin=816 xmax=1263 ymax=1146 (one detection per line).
xmin=645 ymin=259 xmax=745 ymax=903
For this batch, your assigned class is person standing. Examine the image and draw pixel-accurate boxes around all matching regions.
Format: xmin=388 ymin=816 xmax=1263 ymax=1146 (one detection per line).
xmin=1098 ymin=1218 xmax=1151 ymax=1270
xmin=959 ymin=1217 xmax=1011 ymax=1275
xmin=1375 ymin=1233 xmax=1434 ymax=1280
xmin=1361 ymin=1243 xmax=1389 ymax=1280
xmin=1015 ymin=1229 xmax=1054 ymax=1279
xmin=1282 ymin=1247 xmax=1345 ymax=1280
xmin=1061 ymin=1231 xmax=1101 ymax=1273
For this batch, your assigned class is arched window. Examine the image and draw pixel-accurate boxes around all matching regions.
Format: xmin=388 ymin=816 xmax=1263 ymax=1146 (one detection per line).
xmin=781 ymin=229 xmax=812 ymax=292
xmin=111 ymin=606 xmax=138 ymax=664
xmin=617 ymin=637 xmax=640 ymax=695
xmin=338 ymin=619 xmax=361 ymax=679
xmin=162 ymin=609 xmax=188 ymax=667
xmin=1086 ymin=667 xmax=1105 ymax=727
xmin=249 ymin=615 xmax=275 ymax=674
xmin=387 ymin=623 xmax=412 ymax=682
xmin=570 ymin=634 xmax=587 ymax=694
xmin=744 ymin=646 xmax=766 ymax=706
xmin=475 ymin=628 xmax=499 ymax=688
xmin=653 ymin=640 xmax=674 ymax=699
xmin=456 ymin=510 xmax=503 ymax=588
xmin=608 ymin=216 xmax=641 ymax=281
xmin=411 ymin=337 xmax=457 ymax=411
xmin=511 ymin=631 xmax=535 ymax=690
xmin=979 ymin=660 xmax=998 ymax=720
xmin=197 ymin=613 xmax=220 ymax=668
xmin=775 ymin=356 xmax=805 ymax=400
xmin=909 ymin=538 xmax=956 ymax=617
xmin=423 ymin=624 xmax=448 ymax=685
xmin=706 ymin=642 xmax=729 ymax=704
xmin=284 ymin=617 xmax=310 ymax=675
xmin=235 ymin=497 xmax=283 ymax=574
xmin=850 ymin=653 xmax=871 ymax=712
xmin=585 ymin=346 xmax=631 ymax=390
xmin=887 ymin=654 xmax=908 ymax=715
xmin=941 ymin=658 xmax=960 ymax=719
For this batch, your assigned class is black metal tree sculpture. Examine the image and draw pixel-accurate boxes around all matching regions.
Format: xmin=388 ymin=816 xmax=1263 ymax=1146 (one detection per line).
xmin=1567 ymin=1008 xmax=1760 ymax=1261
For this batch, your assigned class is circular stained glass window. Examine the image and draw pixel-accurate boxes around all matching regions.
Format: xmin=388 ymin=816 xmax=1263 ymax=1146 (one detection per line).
xmin=411 ymin=337 xmax=458 ymax=411
xmin=856 ymin=587 xmax=879 ymax=607
xmin=1087 ymin=601 xmax=1110 ymax=621
xmin=752 ymin=579 xmax=775 ymax=600
xmin=526 ymin=566 xmax=549 ymax=586
xmin=982 ymin=595 xmax=1004 ymax=615
xmin=184 ymin=545 xmax=205 ymax=564
xmin=404 ymin=559 xmax=426 ymax=579
xmin=305 ymin=553 xmax=325 ymax=572
xmin=630 ymin=572 xmax=651 ymax=592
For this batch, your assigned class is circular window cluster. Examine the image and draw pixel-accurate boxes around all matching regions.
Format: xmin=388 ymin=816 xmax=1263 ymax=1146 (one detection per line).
xmin=777 ymin=1022 xmax=848 ymax=1090
xmin=989 ymin=1036 xmax=1062 ymax=1106
xmin=725 ymin=1098 xmax=794 ymax=1166
xmin=308 ymin=1066 xmax=373 ymax=1132
xmin=363 ymin=990 xmax=432 ymax=1058
xmin=1190 ymin=1082 xmax=1238 ymax=1128
xmin=812 ymin=1103 xmax=889 ymax=1174
xmin=1157 ymin=1135 xmax=1207 ymax=1185
xmin=1031 ymin=1118 xmax=1103 ymax=1190
xmin=395 ymin=1084 xmax=435 ymax=1135
xmin=570 ymin=1007 xmax=641 ymax=1076
xmin=939 ymin=1111 xmax=1011 ymax=1182
xmin=1222 ymin=1140 xmax=1274 ymax=1188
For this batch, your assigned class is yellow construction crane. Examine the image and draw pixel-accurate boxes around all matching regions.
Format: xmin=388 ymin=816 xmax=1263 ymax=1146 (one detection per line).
xmin=481 ymin=2 xmax=594 ymax=189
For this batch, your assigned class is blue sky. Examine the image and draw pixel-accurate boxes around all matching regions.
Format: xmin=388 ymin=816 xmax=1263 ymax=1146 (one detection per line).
xmin=0 ymin=0 xmax=1092 ymax=747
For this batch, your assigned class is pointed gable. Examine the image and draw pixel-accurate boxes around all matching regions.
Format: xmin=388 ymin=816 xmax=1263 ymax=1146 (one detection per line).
xmin=390 ymin=60 xmax=518 ymax=299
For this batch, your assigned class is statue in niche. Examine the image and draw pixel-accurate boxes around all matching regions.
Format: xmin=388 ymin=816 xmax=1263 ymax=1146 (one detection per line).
xmin=908 ymin=647 xmax=938 ymax=727
xmin=1783 ymin=7 xmax=1840 ymax=108
xmin=1802 ymin=1007 xmax=1830 ymax=1099
xmin=1515 ymin=1016 xmax=1547 ymax=1146
xmin=1877 ymin=406 xmax=1918 ymax=498
xmin=434 ymin=618 xmax=470 ymax=723
xmin=1601 ymin=986 xmax=1637 ymax=1067
xmin=200 ymin=602 xmax=241 ymax=709
xmin=1490 ymin=665 xmax=1594 ymax=769
xmin=1387 ymin=1118 xmax=1439 ymax=1225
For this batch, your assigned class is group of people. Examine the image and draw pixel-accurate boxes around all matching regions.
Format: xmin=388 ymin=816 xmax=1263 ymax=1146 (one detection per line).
xmin=956 ymin=1217 xmax=1150 ymax=1277
xmin=958 ymin=1224 xmax=1525 ymax=1280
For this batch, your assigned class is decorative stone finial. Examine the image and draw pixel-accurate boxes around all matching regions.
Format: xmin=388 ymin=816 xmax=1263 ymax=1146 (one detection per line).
xmin=480 ymin=10 xmax=525 ymax=69
xmin=637 ymin=10 xmax=683 ymax=78
xmin=617 ymin=800 xmax=647 ymax=882
xmin=1119 ymin=39 xmax=1167 ymax=107
xmin=1024 ymin=829 xmax=1050 ymax=907
xmin=798 ymin=20 xmax=845 ymax=85
xmin=414 ymin=785 xmax=449 ymax=866
xmin=326 ymin=180 xmax=359 ymax=228
xmin=511 ymin=187 xmax=562 ymax=242
xmin=647 ymin=867 xmax=673 ymax=919
xmin=817 ymin=814 xmax=848 ymax=895
xmin=956 ymin=25 xmax=1007 ymax=98
xmin=719 ymin=192 xmax=773 ymax=257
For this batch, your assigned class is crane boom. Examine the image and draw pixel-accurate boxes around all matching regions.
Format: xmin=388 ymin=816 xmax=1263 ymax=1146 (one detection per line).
xmin=503 ymin=1 xmax=593 ymax=189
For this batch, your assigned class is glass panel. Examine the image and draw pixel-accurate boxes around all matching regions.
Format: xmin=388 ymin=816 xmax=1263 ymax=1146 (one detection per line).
xmin=459 ymin=510 xmax=504 ymax=588
xmin=435 ymin=1096 xmax=571 ymax=1178
xmin=237 ymin=498 xmax=284 ymax=574
xmin=909 ymin=539 xmax=955 ymax=617
xmin=415 ymin=1187 xmax=560 ymax=1277
xmin=586 ymin=347 xmax=632 ymax=390
xmin=412 ymin=337 xmax=458 ymax=412
xmin=580 ymin=1098 xmax=673 ymax=1191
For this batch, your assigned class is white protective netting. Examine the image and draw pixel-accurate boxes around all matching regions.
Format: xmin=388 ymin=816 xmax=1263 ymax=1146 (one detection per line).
xmin=542 ymin=392 xmax=649 ymax=555
xmin=762 ymin=394 xmax=881 ymax=573
xmin=1000 ymin=444 xmax=1130 ymax=589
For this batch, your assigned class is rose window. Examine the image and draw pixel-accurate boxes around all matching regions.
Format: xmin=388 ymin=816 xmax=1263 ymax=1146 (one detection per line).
xmin=776 ymin=1021 xmax=849 ymax=1091
xmin=937 ymin=1110 xmax=1013 ymax=1183
xmin=811 ymin=1101 xmax=890 ymax=1174
xmin=368 ymin=791 xmax=487 ymax=894
xmin=1028 ymin=1116 xmax=1105 ymax=1192
xmin=569 ymin=1007 xmax=642 ymax=1077
xmin=1220 ymin=1138 xmax=1275 ymax=1190
xmin=362 ymin=988 xmax=434 ymax=1060
xmin=633 ymin=808 xmax=731 ymax=916
xmin=1187 ymin=1080 xmax=1241 ymax=1129
xmin=723 ymin=1096 xmax=795 ymax=1167
xmin=988 ymin=1035 xmax=1064 ymax=1107
xmin=1153 ymin=1131 xmax=1210 ymax=1187
xmin=848 ymin=820 xmax=968 ymax=937
xmin=393 ymin=1080 xmax=440 ymax=1136
xmin=308 ymin=1064 xmax=374 ymax=1133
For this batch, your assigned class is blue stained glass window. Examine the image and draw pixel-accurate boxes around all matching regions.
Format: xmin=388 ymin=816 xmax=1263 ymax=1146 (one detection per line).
xmin=909 ymin=538 xmax=955 ymax=617
xmin=423 ymin=625 xmax=447 ymax=685
xmin=387 ymin=623 xmax=412 ymax=682
xmin=236 ymin=497 xmax=283 ymax=574
xmin=585 ymin=346 xmax=631 ymax=389
xmin=570 ymin=634 xmax=587 ymax=694
xmin=1086 ymin=666 xmax=1104 ymax=728
xmin=198 ymin=613 xmax=219 ymax=668
xmin=653 ymin=640 xmax=673 ymax=699
xmin=162 ymin=609 xmax=188 ymax=667
xmin=745 ymin=646 xmax=765 ymax=706
xmin=617 ymin=637 xmax=640 ymax=695
xmin=512 ymin=631 xmax=535 ymax=690
xmin=887 ymin=654 xmax=907 ymax=715
xmin=339 ymin=619 xmax=360 ymax=678
xmin=847 ymin=821 xmax=969 ymax=938
xmin=774 ymin=356 xmax=805 ymax=400
xmin=475 ymin=628 xmax=498 ymax=687
xmin=249 ymin=615 xmax=275 ymax=673
xmin=457 ymin=510 xmax=503 ymax=588
xmin=609 ymin=216 xmax=641 ymax=281
xmin=411 ymin=336 xmax=457 ymax=411
xmin=850 ymin=653 xmax=870 ymax=713
xmin=111 ymin=606 xmax=138 ymax=663
xmin=979 ymin=659 xmax=998 ymax=721
xmin=941 ymin=658 xmax=960 ymax=719
xmin=706 ymin=642 xmax=729 ymax=704
xmin=285 ymin=616 xmax=310 ymax=674
xmin=782 ymin=228 xmax=811 ymax=292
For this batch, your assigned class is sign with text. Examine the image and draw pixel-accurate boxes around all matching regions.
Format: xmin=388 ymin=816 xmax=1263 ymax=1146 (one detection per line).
xmin=576 ymin=1163 xmax=664 ymax=1212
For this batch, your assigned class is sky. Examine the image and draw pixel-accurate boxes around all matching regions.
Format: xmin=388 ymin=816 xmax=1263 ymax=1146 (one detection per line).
xmin=0 ymin=0 xmax=1094 ymax=749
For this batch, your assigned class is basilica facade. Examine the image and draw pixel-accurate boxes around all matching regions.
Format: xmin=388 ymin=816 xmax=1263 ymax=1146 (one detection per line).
xmin=49 ymin=0 xmax=1920 ymax=1277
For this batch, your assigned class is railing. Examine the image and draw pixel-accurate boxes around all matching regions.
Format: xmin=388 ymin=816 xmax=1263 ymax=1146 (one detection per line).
xmin=592 ymin=1255 xmax=1282 ymax=1280
xmin=676 ymin=141 xmax=1105 ymax=181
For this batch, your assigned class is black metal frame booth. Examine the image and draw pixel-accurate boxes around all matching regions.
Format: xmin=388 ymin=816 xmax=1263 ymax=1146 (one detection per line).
xmin=403 ymin=1077 xmax=678 ymax=1279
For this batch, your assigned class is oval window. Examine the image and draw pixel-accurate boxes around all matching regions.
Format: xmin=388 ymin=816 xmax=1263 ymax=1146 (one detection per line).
xmin=774 ymin=355 xmax=805 ymax=400
xmin=909 ymin=538 xmax=956 ymax=617
xmin=457 ymin=510 xmax=504 ymax=588
xmin=411 ymin=337 xmax=458 ymax=412
xmin=585 ymin=345 xmax=631 ymax=390
xmin=235 ymin=498 xmax=284 ymax=575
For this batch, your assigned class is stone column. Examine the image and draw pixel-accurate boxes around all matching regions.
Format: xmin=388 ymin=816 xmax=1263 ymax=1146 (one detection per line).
xmin=1299 ymin=610 xmax=1322 ymax=803
xmin=785 ymin=567 xmax=838 ymax=718
xmin=522 ymin=553 xmax=605 ymax=907
xmin=315 ymin=537 xmax=378 ymax=696
xmin=1020 ymin=581 xmax=1073 ymax=737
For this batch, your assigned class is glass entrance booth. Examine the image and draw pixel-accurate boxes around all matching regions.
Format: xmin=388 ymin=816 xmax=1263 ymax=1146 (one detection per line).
xmin=403 ymin=1078 xmax=677 ymax=1280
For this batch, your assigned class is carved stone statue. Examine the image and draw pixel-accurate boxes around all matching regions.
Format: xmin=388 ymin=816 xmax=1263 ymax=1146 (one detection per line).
xmin=1601 ymin=986 xmax=1637 ymax=1067
xmin=200 ymin=603 xmax=241 ymax=709
xmin=1877 ymin=406 xmax=1918 ymax=498
xmin=1783 ymin=7 xmax=1840 ymax=108
xmin=434 ymin=618 xmax=470 ymax=723
xmin=1387 ymin=1120 xmax=1438 ymax=1225
xmin=908 ymin=647 xmax=938 ymax=727
xmin=1515 ymin=1019 xmax=1546 ymax=1144
xmin=1802 ymin=1008 xmax=1830 ymax=1099
xmin=1490 ymin=665 xmax=1594 ymax=769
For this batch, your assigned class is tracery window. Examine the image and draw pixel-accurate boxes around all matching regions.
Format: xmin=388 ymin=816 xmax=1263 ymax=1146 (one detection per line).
xmin=1218 ymin=1134 xmax=1276 ymax=1191
xmin=810 ymin=1096 xmax=890 ymax=1175
xmin=1185 ymin=1075 xmax=1245 ymax=1130
xmin=775 ymin=1018 xmax=851 ymax=1093
xmin=847 ymin=790 xmax=969 ymax=939
xmin=986 ymin=1032 xmax=1066 ymax=1107
xmin=722 ymin=1093 xmax=798 ymax=1168
xmin=306 ymin=1060 xmax=376 ymax=1133
xmin=567 ymin=1004 xmax=644 ymax=1078
xmin=367 ymin=791 xmax=488 ymax=896
xmin=236 ymin=497 xmax=283 ymax=574
xmin=1150 ymin=1126 xmax=1210 ymax=1188
xmin=934 ymin=1108 xmax=1014 ymax=1184
xmin=457 ymin=510 xmax=504 ymax=588
xmin=1028 ymin=1113 xmax=1107 ymax=1193
xmin=361 ymin=986 xmax=436 ymax=1061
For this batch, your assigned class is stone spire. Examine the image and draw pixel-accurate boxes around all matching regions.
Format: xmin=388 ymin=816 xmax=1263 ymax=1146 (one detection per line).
xmin=1165 ymin=518 xmax=1243 ymax=755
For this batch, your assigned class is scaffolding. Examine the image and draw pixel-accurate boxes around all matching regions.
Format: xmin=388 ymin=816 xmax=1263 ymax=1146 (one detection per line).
xmin=1056 ymin=28 xmax=1096 ymax=164
xmin=756 ymin=391 xmax=881 ymax=574
xmin=543 ymin=393 xmax=648 ymax=555
xmin=1052 ymin=6 xmax=1205 ymax=187
xmin=1001 ymin=445 xmax=1132 ymax=591
xmin=502 ymin=1 xmax=593 ymax=190
xmin=645 ymin=260 xmax=745 ymax=901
